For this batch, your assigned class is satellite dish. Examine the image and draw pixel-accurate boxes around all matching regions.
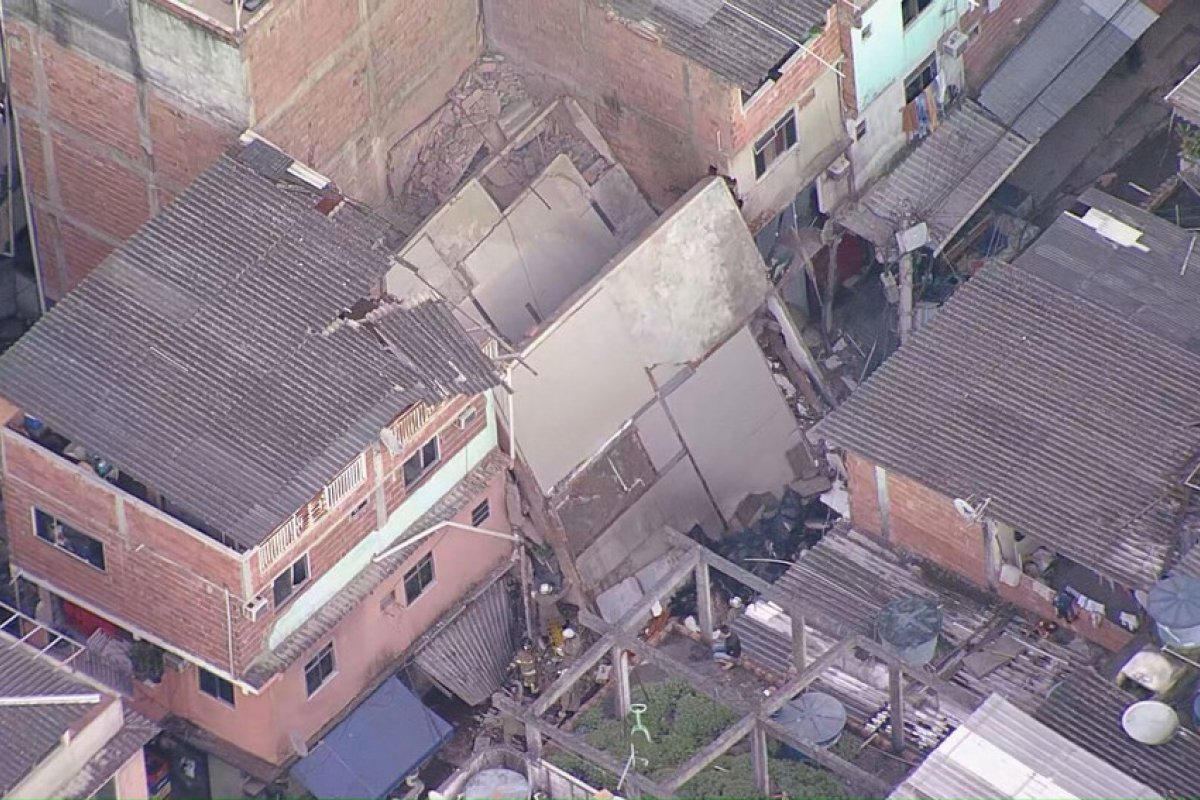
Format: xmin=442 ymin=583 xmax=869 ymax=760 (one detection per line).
xmin=953 ymin=498 xmax=978 ymax=519
xmin=289 ymin=731 xmax=309 ymax=758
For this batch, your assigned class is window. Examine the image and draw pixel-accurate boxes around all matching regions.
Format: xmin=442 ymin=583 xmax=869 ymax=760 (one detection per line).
xmin=855 ymin=119 xmax=869 ymax=140
xmin=198 ymin=667 xmax=236 ymax=706
xmin=304 ymin=643 xmax=336 ymax=697
xmin=403 ymin=437 xmax=440 ymax=486
xmin=403 ymin=554 xmax=436 ymax=604
xmin=273 ymin=554 xmax=310 ymax=607
xmin=902 ymin=0 xmax=934 ymax=26
xmin=34 ymin=509 xmax=105 ymax=571
xmin=753 ymin=111 xmax=798 ymax=179
xmin=904 ymin=55 xmax=939 ymax=103
xmin=861 ymin=23 xmax=873 ymax=39
xmin=471 ymin=499 xmax=491 ymax=527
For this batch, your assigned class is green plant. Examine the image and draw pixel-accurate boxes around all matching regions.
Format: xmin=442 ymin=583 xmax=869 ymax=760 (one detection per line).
xmin=131 ymin=640 xmax=164 ymax=683
xmin=1180 ymin=123 xmax=1200 ymax=162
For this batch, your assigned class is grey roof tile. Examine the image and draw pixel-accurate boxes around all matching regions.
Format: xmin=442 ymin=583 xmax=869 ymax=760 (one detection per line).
xmin=814 ymin=261 xmax=1200 ymax=589
xmin=836 ymin=101 xmax=1033 ymax=258
xmin=605 ymin=0 xmax=833 ymax=91
xmin=0 ymin=148 xmax=499 ymax=548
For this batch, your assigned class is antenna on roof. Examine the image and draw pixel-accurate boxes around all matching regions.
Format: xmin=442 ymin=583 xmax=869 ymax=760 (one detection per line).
xmin=1181 ymin=233 xmax=1196 ymax=277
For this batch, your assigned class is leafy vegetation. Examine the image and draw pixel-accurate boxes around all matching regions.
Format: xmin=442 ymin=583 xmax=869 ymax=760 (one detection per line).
xmin=1180 ymin=123 xmax=1200 ymax=162
xmin=548 ymin=679 xmax=846 ymax=799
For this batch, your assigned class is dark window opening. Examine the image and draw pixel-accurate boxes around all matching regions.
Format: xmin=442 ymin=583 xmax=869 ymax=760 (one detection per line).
xmin=34 ymin=509 xmax=105 ymax=571
xmin=902 ymin=0 xmax=934 ymax=27
xmin=273 ymin=554 xmax=310 ymax=608
xmin=404 ymin=554 xmax=436 ymax=604
xmin=471 ymin=499 xmax=491 ymax=527
xmin=855 ymin=120 xmax=869 ymax=140
xmin=304 ymin=643 xmax=336 ymax=697
xmin=904 ymin=55 xmax=939 ymax=103
xmin=198 ymin=667 xmax=236 ymax=706
xmin=753 ymin=111 xmax=798 ymax=178
xmin=403 ymin=437 xmax=441 ymax=486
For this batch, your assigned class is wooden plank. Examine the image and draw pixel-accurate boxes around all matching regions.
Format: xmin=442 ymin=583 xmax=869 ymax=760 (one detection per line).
xmin=854 ymin=637 xmax=980 ymax=711
xmin=695 ymin=562 xmax=714 ymax=642
xmin=612 ymin=644 xmax=631 ymax=719
xmin=762 ymin=717 xmax=892 ymax=797
xmin=791 ymin=612 xmax=808 ymax=673
xmin=762 ymin=638 xmax=856 ymax=717
xmin=493 ymin=695 xmax=674 ymax=799
xmin=889 ymin=662 xmax=906 ymax=753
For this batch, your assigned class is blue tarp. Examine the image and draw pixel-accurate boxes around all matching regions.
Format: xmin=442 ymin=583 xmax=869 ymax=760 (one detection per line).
xmin=291 ymin=678 xmax=453 ymax=799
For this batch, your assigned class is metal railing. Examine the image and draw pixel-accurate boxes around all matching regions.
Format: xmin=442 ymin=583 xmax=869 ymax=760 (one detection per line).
xmin=0 ymin=599 xmax=134 ymax=696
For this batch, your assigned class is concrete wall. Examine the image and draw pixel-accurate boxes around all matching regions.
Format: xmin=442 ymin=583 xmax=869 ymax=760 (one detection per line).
xmin=10 ymin=698 xmax=125 ymax=799
xmin=731 ymin=66 xmax=845 ymax=227
xmin=850 ymin=0 xmax=968 ymax=111
xmin=960 ymin=0 xmax=1059 ymax=92
xmin=844 ymin=79 xmax=908 ymax=192
xmin=509 ymin=178 xmax=769 ymax=491
xmin=144 ymin=474 xmax=512 ymax=765
xmin=113 ymin=746 xmax=150 ymax=800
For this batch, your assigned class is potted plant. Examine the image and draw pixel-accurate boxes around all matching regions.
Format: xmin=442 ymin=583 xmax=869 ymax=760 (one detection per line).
xmin=131 ymin=640 xmax=164 ymax=685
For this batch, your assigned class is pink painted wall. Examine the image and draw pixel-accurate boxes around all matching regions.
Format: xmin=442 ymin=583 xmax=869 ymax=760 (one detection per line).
xmin=113 ymin=746 xmax=150 ymax=800
xmin=143 ymin=469 xmax=513 ymax=765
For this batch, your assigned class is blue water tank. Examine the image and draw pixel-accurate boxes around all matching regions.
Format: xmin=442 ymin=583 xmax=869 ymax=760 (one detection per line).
xmin=1147 ymin=576 xmax=1200 ymax=648
xmin=877 ymin=597 xmax=943 ymax=666
xmin=773 ymin=691 xmax=847 ymax=752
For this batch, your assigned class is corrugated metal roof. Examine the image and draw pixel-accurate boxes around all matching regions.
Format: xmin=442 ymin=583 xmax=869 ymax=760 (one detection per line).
xmin=243 ymin=451 xmax=510 ymax=687
xmin=836 ymin=100 xmax=1033 ymax=259
xmin=1033 ymin=669 xmax=1200 ymax=799
xmin=605 ymin=0 xmax=833 ymax=91
xmin=979 ymin=0 xmax=1158 ymax=140
xmin=414 ymin=576 xmax=517 ymax=705
xmin=814 ymin=263 xmax=1200 ymax=589
xmin=1018 ymin=189 xmax=1200 ymax=354
xmin=893 ymin=694 xmax=1162 ymax=799
xmin=1166 ymin=64 xmax=1200 ymax=127
xmin=0 ymin=146 xmax=498 ymax=548
xmin=0 ymin=635 xmax=153 ymax=796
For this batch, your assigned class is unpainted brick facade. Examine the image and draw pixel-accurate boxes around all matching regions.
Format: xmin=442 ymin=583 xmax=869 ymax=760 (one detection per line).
xmin=843 ymin=451 xmax=1132 ymax=651
xmin=5 ymin=0 xmax=482 ymax=300
xmin=483 ymin=0 xmax=842 ymax=213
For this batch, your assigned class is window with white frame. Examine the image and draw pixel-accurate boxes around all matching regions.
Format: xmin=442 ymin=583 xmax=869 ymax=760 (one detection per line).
xmin=304 ymin=642 xmax=336 ymax=697
xmin=403 ymin=553 xmax=436 ymax=604
xmin=198 ymin=667 xmax=236 ymax=706
xmin=323 ymin=454 xmax=366 ymax=509
xmin=273 ymin=553 xmax=310 ymax=607
xmin=753 ymin=111 xmax=798 ymax=179
xmin=403 ymin=437 xmax=440 ymax=486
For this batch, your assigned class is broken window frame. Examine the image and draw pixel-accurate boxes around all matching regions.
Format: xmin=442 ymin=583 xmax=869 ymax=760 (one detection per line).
xmin=403 ymin=436 xmax=441 ymax=487
xmin=753 ymin=110 xmax=799 ymax=179
xmin=273 ymin=553 xmax=310 ymax=608
xmin=403 ymin=553 xmax=436 ymax=605
xmin=33 ymin=508 xmax=106 ymax=571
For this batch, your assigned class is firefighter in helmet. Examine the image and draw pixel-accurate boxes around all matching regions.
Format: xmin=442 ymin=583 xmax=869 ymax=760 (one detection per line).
xmin=511 ymin=637 xmax=541 ymax=696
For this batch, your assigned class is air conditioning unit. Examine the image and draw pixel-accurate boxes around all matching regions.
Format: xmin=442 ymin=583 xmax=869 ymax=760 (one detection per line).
xmin=245 ymin=596 xmax=270 ymax=622
xmin=457 ymin=407 xmax=479 ymax=429
xmin=163 ymin=651 xmax=189 ymax=673
xmin=826 ymin=155 xmax=851 ymax=180
xmin=942 ymin=30 xmax=969 ymax=58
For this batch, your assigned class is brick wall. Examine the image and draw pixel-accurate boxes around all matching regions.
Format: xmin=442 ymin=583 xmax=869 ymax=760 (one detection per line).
xmin=844 ymin=451 xmax=988 ymax=585
xmin=5 ymin=15 xmax=236 ymax=301
xmin=2 ymin=430 xmax=246 ymax=671
xmin=483 ymin=0 xmax=734 ymax=209
xmin=245 ymin=0 xmax=482 ymax=206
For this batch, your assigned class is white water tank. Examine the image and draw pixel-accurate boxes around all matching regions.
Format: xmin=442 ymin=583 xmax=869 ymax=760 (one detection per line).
xmin=1122 ymin=701 xmax=1179 ymax=745
xmin=463 ymin=768 xmax=532 ymax=800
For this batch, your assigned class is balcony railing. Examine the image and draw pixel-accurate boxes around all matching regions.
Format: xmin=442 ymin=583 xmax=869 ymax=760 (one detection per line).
xmin=0 ymin=599 xmax=134 ymax=697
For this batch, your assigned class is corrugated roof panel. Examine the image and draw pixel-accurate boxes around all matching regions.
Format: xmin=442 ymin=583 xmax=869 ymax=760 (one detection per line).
xmin=1166 ymin=64 xmax=1200 ymax=126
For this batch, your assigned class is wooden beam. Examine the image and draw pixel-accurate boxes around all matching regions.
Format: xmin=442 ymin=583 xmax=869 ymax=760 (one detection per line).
xmin=762 ymin=717 xmax=892 ymax=797
xmin=889 ymin=662 xmax=905 ymax=753
xmin=854 ymin=637 xmax=979 ymax=711
xmin=531 ymin=551 xmax=700 ymax=716
xmin=695 ymin=561 xmax=714 ymax=642
xmin=791 ymin=612 xmax=808 ymax=674
xmin=493 ymin=695 xmax=674 ymax=799
xmin=663 ymin=715 xmax=757 ymax=791
xmin=750 ymin=724 xmax=770 ymax=796
xmin=578 ymin=610 xmax=756 ymax=714
xmin=762 ymin=638 xmax=856 ymax=717
xmin=526 ymin=721 xmax=543 ymax=761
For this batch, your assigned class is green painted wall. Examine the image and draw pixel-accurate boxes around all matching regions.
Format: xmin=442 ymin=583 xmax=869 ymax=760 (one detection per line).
xmin=851 ymin=0 xmax=968 ymax=110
